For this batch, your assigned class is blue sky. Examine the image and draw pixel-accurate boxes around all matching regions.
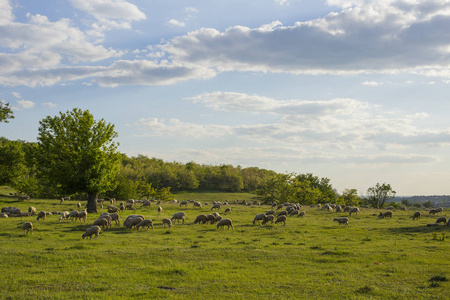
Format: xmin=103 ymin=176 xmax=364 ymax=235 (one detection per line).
xmin=1 ymin=0 xmax=450 ymax=196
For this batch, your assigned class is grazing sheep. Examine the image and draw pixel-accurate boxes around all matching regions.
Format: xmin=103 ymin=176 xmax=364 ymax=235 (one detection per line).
xmin=68 ymin=211 xmax=79 ymax=221
xmin=216 ymin=218 xmax=233 ymax=229
xmin=296 ymin=211 xmax=306 ymax=218
xmin=213 ymin=215 xmax=223 ymax=224
xmin=277 ymin=210 xmax=288 ymax=217
xmin=335 ymin=205 xmax=342 ymax=213
xmin=125 ymin=203 xmax=135 ymax=210
xmin=193 ymin=201 xmax=202 ymax=208
xmin=275 ymin=215 xmax=287 ymax=226
xmin=412 ymin=211 xmax=421 ymax=220
xmin=109 ymin=213 xmax=120 ymax=226
xmin=125 ymin=216 xmax=145 ymax=229
xmin=171 ymin=211 xmax=186 ymax=224
xmin=265 ymin=210 xmax=275 ymax=216
xmin=140 ymin=200 xmax=151 ymax=208
xmin=123 ymin=215 xmax=145 ymax=228
xmin=18 ymin=195 xmax=29 ymax=201
xmin=385 ymin=206 xmax=394 ymax=210
xmin=108 ymin=205 xmax=119 ymax=213
xmin=429 ymin=207 xmax=443 ymax=214
xmin=162 ymin=218 xmax=172 ymax=228
xmin=224 ymin=208 xmax=231 ymax=213
xmin=206 ymin=214 xmax=216 ymax=224
xmin=78 ymin=210 xmax=88 ymax=222
xmin=36 ymin=211 xmax=46 ymax=221
xmin=82 ymin=226 xmax=101 ymax=239
xmin=0 ymin=213 xmax=8 ymax=218
xmin=379 ymin=211 xmax=392 ymax=218
xmin=28 ymin=206 xmax=36 ymax=216
xmin=21 ymin=222 xmax=33 ymax=234
xmin=136 ymin=219 xmax=154 ymax=231
xmin=157 ymin=206 xmax=162 ymax=213
xmin=194 ymin=214 xmax=208 ymax=224
xmin=435 ymin=217 xmax=447 ymax=225
xmin=289 ymin=210 xmax=299 ymax=217
xmin=77 ymin=202 xmax=81 ymax=208
xmin=262 ymin=215 xmax=275 ymax=225
xmin=59 ymin=211 xmax=70 ymax=222
xmin=333 ymin=217 xmax=349 ymax=227
xmin=211 ymin=203 xmax=221 ymax=211
xmin=253 ymin=213 xmax=266 ymax=225
xmin=349 ymin=207 xmax=360 ymax=216
xmin=93 ymin=218 xmax=110 ymax=229
xmin=179 ymin=201 xmax=188 ymax=207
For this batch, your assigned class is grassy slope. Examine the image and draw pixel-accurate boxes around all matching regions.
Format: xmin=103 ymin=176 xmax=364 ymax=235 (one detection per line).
xmin=0 ymin=189 xmax=449 ymax=299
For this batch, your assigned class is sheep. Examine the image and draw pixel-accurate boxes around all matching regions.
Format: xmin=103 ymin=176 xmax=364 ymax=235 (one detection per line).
xmin=349 ymin=207 xmax=360 ymax=216
xmin=379 ymin=211 xmax=392 ymax=218
xmin=107 ymin=205 xmax=119 ymax=213
xmin=275 ymin=215 xmax=287 ymax=226
xmin=171 ymin=211 xmax=186 ymax=224
xmin=276 ymin=204 xmax=283 ymax=210
xmin=289 ymin=210 xmax=299 ymax=217
xmin=157 ymin=206 xmax=162 ymax=213
xmin=28 ymin=206 xmax=36 ymax=216
xmin=18 ymin=195 xmax=29 ymax=201
xmin=21 ymin=222 xmax=33 ymax=234
xmin=123 ymin=215 xmax=145 ymax=228
xmin=127 ymin=199 xmax=135 ymax=205
xmin=36 ymin=211 xmax=46 ymax=221
xmin=179 ymin=201 xmax=188 ymax=207
xmin=136 ymin=219 xmax=154 ymax=231
xmin=412 ymin=211 xmax=421 ymax=220
xmin=193 ymin=201 xmax=202 ymax=208
xmin=99 ymin=214 xmax=112 ymax=227
xmin=216 ymin=218 xmax=233 ymax=229
xmin=333 ymin=217 xmax=349 ymax=227
xmin=213 ymin=215 xmax=223 ymax=224
xmin=0 ymin=213 xmax=8 ymax=218
xmin=385 ymin=206 xmax=394 ymax=210
xmin=277 ymin=210 xmax=288 ymax=217
xmin=194 ymin=214 xmax=208 ymax=224
xmin=253 ymin=213 xmax=266 ymax=225
xmin=125 ymin=203 xmax=135 ymax=210
xmin=125 ymin=216 xmax=145 ymax=229
xmin=265 ymin=210 xmax=275 ymax=216
xmin=68 ymin=211 xmax=79 ymax=221
xmin=435 ymin=217 xmax=447 ymax=225
xmin=224 ymin=208 xmax=231 ymax=213
xmin=93 ymin=218 xmax=110 ymax=229
xmin=59 ymin=211 xmax=70 ymax=222
xmin=429 ymin=207 xmax=443 ymax=214
xmin=296 ymin=211 xmax=306 ymax=218
xmin=82 ymin=226 xmax=101 ymax=239
xmin=140 ymin=200 xmax=151 ymax=208
xmin=77 ymin=202 xmax=81 ymax=208
xmin=335 ymin=205 xmax=342 ymax=213
xmin=211 ymin=203 xmax=221 ymax=211
xmin=78 ymin=210 xmax=88 ymax=222
xmin=109 ymin=213 xmax=120 ymax=226
xmin=162 ymin=218 xmax=172 ymax=228
xmin=206 ymin=214 xmax=216 ymax=224
xmin=262 ymin=215 xmax=275 ymax=225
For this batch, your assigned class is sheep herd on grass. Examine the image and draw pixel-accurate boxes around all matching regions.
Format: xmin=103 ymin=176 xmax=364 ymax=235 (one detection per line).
xmin=1 ymin=196 xmax=449 ymax=239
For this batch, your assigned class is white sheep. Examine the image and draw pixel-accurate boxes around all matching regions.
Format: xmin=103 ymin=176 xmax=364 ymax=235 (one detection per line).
xmin=78 ymin=210 xmax=88 ymax=222
xmin=162 ymin=218 xmax=172 ymax=228
xmin=77 ymin=202 xmax=81 ymax=208
xmin=109 ymin=213 xmax=120 ymax=226
xmin=211 ymin=203 xmax=221 ymax=211
xmin=136 ymin=219 xmax=153 ymax=230
xmin=157 ymin=206 xmax=162 ymax=213
xmin=252 ymin=213 xmax=266 ymax=225
xmin=93 ymin=218 xmax=110 ymax=229
xmin=349 ymin=207 xmax=360 ymax=216
xmin=21 ymin=222 xmax=33 ymax=234
xmin=59 ymin=211 xmax=70 ymax=222
xmin=36 ymin=211 xmax=46 ymax=221
xmin=333 ymin=217 xmax=349 ymax=227
xmin=193 ymin=201 xmax=202 ymax=208
xmin=68 ymin=211 xmax=79 ymax=221
xmin=82 ymin=226 xmax=101 ymax=239
xmin=28 ymin=206 xmax=36 ymax=216
xmin=216 ymin=218 xmax=233 ymax=229
xmin=125 ymin=216 xmax=145 ymax=229
xmin=275 ymin=215 xmax=287 ymax=226
xmin=171 ymin=211 xmax=186 ymax=224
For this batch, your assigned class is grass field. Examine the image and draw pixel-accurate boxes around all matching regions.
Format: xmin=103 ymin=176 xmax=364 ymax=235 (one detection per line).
xmin=0 ymin=188 xmax=449 ymax=299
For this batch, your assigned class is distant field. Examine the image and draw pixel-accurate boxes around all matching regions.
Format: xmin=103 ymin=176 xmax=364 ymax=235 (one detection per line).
xmin=0 ymin=189 xmax=449 ymax=299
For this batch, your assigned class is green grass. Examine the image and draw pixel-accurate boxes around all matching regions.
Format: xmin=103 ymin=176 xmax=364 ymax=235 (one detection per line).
xmin=0 ymin=190 xmax=449 ymax=299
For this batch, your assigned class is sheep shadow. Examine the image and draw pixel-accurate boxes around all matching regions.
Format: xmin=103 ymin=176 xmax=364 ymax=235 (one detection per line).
xmin=386 ymin=225 xmax=450 ymax=234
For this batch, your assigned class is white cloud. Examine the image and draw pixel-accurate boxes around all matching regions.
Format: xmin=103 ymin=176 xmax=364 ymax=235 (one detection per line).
xmin=167 ymin=19 xmax=186 ymax=27
xmin=42 ymin=102 xmax=57 ymax=108
xmin=11 ymin=92 xmax=21 ymax=98
xmin=15 ymin=99 xmax=35 ymax=109
xmin=362 ymin=80 xmax=381 ymax=86
xmin=70 ymin=0 xmax=146 ymax=21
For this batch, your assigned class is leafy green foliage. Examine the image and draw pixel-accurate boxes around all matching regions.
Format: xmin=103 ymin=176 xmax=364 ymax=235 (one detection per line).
xmin=36 ymin=109 xmax=120 ymax=211
xmin=0 ymin=102 xmax=14 ymax=123
xmin=365 ymin=182 xmax=396 ymax=208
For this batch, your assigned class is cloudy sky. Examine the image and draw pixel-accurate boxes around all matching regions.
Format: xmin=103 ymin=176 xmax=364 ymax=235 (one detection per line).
xmin=1 ymin=0 xmax=450 ymax=196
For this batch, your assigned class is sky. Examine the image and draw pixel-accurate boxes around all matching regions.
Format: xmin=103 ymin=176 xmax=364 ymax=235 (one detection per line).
xmin=1 ymin=0 xmax=450 ymax=196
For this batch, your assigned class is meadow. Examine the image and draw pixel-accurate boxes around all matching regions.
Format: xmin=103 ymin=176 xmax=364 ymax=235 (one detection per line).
xmin=0 ymin=188 xmax=449 ymax=299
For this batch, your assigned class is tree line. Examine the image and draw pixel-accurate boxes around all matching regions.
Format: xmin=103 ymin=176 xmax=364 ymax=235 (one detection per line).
xmin=1 ymin=108 xmax=399 ymax=212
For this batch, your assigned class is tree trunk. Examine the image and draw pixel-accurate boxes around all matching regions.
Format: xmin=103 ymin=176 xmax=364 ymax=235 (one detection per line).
xmin=86 ymin=193 xmax=98 ymax=213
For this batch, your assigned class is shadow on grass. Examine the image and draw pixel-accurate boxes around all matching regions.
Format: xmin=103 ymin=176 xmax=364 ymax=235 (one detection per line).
xmin=385 ymin=225 xmax=450 ymax=234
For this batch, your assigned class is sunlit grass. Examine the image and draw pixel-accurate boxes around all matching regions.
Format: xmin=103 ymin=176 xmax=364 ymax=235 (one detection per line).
xmin=0 ymin=191 xmax=449 ymax=299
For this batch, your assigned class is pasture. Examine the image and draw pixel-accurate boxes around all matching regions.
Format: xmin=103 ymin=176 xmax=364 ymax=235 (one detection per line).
xmin=0 ymin=190 xmax=449 ymax=299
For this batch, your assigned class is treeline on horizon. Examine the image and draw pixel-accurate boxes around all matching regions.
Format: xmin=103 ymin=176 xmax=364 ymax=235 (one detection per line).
xmin=1 ymin=136 xmax=349 ymax=205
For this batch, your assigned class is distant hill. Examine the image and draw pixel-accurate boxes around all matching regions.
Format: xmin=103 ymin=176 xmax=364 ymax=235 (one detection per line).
xmin=395 ymin=195 xmax=450 ymax=208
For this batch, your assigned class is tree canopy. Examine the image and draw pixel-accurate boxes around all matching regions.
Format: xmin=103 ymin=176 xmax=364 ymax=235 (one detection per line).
xmin=36 ymin=108 xmax=121 ymax=212
xmin=0 ymin=102 xmax=14 ymax=123
xmin=365 ymin=182 xmax=396 ymax=208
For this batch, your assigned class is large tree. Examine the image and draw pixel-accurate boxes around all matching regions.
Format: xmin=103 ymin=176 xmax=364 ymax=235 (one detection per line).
xmin=37 ymin=108 xmax=120 ymax=213
xmin=366 ymin=182 xmax=396 ymax=208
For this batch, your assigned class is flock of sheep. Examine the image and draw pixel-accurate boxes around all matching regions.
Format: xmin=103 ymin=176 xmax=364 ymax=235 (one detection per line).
xmin=1 ymin=197 xmax=449 ymax=239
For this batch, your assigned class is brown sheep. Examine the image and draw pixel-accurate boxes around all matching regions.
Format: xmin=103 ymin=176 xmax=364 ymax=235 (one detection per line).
xmin=21 ymin=222 xmax=33 ymax=234
xmin=136 ymin=219 xmax=153 ymax=230
xmin=36 ymin=211 xmax=46 ymax=221
xmin=82 ymin=226 xmax=101 ymax=239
